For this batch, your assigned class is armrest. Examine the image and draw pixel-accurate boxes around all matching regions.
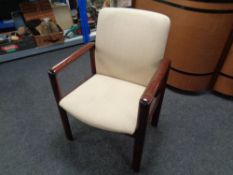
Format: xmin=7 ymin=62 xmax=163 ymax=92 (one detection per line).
xmin=140 ymin=58 xmax=171 ymax=106
xmin=49 ymin=42 xmax=95 ymax=74
xmin=48 ymin=42 xmax=95 ymax=102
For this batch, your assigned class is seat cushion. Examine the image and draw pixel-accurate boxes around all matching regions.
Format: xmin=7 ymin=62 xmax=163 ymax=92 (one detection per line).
xmin=59 ymin=74 xmax=146 ymax=134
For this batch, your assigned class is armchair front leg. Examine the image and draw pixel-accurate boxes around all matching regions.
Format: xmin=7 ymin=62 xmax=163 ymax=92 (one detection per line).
xmin=48 ymin=71 xmax=73 ymax=140
xmin=132 ymin=99 xmax=150 ymax=172
xmin=132 ymin=58 xmax=171 ymax=172
xmin=48 ymin=43 xmax=95 ymax=140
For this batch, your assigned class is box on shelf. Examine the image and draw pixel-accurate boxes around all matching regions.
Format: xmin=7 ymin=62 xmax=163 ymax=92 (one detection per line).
xmin=0 ymin=35 xmax=36 ymax=55
xmin=19 ymin=0 xmax=64 ymax=47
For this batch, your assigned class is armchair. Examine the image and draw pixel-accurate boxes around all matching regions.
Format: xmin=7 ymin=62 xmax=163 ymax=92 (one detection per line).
xmin=48 ymin=8 xmax=171 ymax=172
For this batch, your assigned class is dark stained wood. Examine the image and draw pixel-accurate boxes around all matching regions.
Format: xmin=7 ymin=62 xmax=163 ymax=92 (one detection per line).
xmin=51 ymin=42 xmax=95 ymax=73
xmin=132 ymin=0 xmax=136 ymax=7
xmin=48 ymin=43 xmax=170 ymax=172
xmin=150 ymin=84 xmax=165 ymax=127
xmin=48 ymin=43 xmax=96 ymax=140
xmin=141 ymin=58 xmax=171 ymax=105
xmin=132 ymin=99 xmax=150 ymax=172
xmin=58 ymin=107 xmax=74 ymax=141
xmin=48 ymin=43 xmax=96 ymax=141
xmin=48 ymin=71 xmax=73 ymax=140
xmin=89 ymin=44 xmax=96 ymax=74
xmin=151 ymin=67 xmax=169 ymax=127
xmin=132 ymin=58 xmax=170 ymax=171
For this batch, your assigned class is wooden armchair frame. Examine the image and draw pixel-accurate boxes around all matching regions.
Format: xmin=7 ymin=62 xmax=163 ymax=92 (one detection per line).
xmin=48 ymin=42 xmax=171 ymax=172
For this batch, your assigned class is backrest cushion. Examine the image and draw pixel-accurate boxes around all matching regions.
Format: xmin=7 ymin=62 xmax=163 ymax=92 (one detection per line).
xmin=95 ymin=8 xmax=170 ymax=86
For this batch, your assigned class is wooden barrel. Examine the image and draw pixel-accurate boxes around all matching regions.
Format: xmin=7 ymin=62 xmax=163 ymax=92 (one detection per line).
xmin=134 ymin=0 xmax=233 ymax=92
xmin=214 ymin=40 xmax=233 ymax=96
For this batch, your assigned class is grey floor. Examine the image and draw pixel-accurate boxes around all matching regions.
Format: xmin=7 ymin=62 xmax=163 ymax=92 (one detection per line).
xmin=0 ymin=46 xmax=232 ymax=175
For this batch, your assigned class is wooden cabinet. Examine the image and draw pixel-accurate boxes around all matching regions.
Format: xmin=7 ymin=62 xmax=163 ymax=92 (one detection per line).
xmin=134 ymin=0 xmax=233 ymax=95
xmin=214 ymin=42 xmax=233 ymax=96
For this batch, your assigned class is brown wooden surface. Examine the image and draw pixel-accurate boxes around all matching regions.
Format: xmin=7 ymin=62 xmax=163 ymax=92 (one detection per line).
xmin=20 ymin=0 xmax=62 ymax=46
xmin=151 ymin=66 xmax=169 ymax=127
xmin=135 ymin=0 xmax=233 ymax=74
xmin=164 ymin=0 xmax=233 ymax=10
xmin=221 ymin=43 xmax=233 ymax=76
xmin=211 ymin=29 xmax=233 ymax=97
xmin=51 ymin=43 xmax=95 ymax=73
xmin=34 ymin=32 xmax=64 ymax=47
xmin=214 ymin=40 xmax=233 ymax=97
xmin=214 ymin=75 xmax=233 ymax=97
xmin=132 ymin=99 xmax=149 ymax=172
xmin=48 ymin=71 xmax=73 ymax=140
xmin=20 ymin=0 xmax=56 ymax=22
xmin=167 ymin=69 xmax=212 ymax=91
xmin=22 ymin=11 xmax=56 ymax=22
xmin=48 ymin=43 xmax=96 ymax=140
xmin=132 ymin=59 xmax=170 ymax=171
xmin=135 ymin=0 xmax=233 ymax=92
xmin=48 ymin=41 xmax=168 ymax=172
xmin=89 ymin=45 xmax=96 ymax=74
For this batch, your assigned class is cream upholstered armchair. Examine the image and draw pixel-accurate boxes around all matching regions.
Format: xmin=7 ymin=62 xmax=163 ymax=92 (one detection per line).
xmin=48 ymin=8 xmax=170 ymax=172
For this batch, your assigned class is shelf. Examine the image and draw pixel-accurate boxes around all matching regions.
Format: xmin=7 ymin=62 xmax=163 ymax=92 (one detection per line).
xmin=0 ymin=31 xmax=96 ymax=63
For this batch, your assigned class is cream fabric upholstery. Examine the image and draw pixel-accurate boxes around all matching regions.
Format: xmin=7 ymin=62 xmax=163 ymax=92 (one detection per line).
xmin=59 ymin=8 xmax=170 ymax=135
xmin=95 ymin=8 xmax=170 ymax=86
xmin=59 ymin=74 xmax=145 ymax=134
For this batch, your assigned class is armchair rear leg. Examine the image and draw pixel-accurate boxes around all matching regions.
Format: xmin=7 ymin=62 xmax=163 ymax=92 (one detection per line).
xmin=151 ymin=86 xmax=166 ymax=127
xmin=151 ymin=67 xmax=170 ymax=127
xmin=58 ymin=107 xmax=73 ymax=141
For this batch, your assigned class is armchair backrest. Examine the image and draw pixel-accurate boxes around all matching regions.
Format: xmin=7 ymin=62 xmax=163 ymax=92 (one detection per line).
xmin=95 ymin=8 xmax=170 ymax=86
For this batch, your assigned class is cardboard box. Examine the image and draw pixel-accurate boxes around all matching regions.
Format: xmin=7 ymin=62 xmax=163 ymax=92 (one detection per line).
xmin=20 ymin=0 xmax=64 ymax=47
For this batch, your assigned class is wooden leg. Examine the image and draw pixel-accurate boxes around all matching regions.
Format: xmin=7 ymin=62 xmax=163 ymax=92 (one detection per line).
xmin=151 ymin=86 xmax=166 ymax=127
xmin=48 ymin=71 xmax=73 ymax=140
xmin=132 ymin=130 xmax=146 ymax=172
xmin=132 ymin=101 xmax=149 ymax=172
xmin=58 ymin=107 xmax=73 ymax=140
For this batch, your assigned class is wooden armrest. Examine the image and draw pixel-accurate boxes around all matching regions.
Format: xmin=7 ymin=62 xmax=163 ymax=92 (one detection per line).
xmin=48 ymin=42 xmax=95 ymax=102
xmin=140 ymin=58 xmax=171 ymax=106
xmin=49 ymin=42 xmax=95 ymax=74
